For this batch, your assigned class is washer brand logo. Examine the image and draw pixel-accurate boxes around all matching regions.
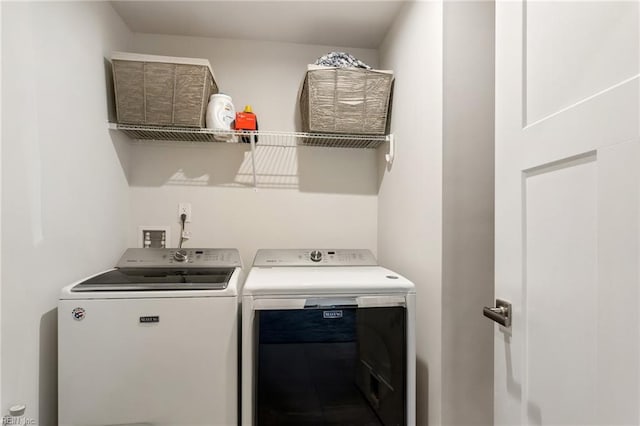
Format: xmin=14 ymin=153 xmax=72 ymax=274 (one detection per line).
xmin=140 ymin=316 xmax=160 ymax=323
xmin=72 ymin=307 xmax=85 ymax=321
xmin=323 ymin=310 xmax=343 ymax=319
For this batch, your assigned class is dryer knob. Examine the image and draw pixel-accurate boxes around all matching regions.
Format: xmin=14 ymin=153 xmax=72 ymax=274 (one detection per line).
xmin=310 ymin=250 xmax=322 ymax=262
xmin=174 ymin=249 xmax=188 ymax=262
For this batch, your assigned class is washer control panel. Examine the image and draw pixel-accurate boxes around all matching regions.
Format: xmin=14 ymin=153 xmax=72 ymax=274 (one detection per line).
xmin=253 ymin=249 xmax=378 ymax=267
xmin=116 ymin=248 xmax=242 ymax=268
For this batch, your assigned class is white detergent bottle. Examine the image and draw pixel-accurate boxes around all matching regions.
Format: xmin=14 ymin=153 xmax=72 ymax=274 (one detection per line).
xmin=206 ymin=93 xmax=235 ymax=140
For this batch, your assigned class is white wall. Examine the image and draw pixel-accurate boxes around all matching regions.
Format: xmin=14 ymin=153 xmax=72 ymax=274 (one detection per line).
xmin=1 ymin=2 xmax=132 ymax=422
xmin=379 ymin=2 xmax=495 ymax=424
xmin=441 ymin=2 xmax=495 ymax=425
xmin=378 ymin=2 xmax=444 ymax=425
xmin=127 ymin=34 xmax=380 ymax=267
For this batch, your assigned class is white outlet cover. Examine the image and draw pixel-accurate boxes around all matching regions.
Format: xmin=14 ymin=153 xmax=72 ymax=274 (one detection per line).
xmin=178 ymin=202 xmax=192 ymax=223
xmin=138 ymin=226 xmax=171 ymax=248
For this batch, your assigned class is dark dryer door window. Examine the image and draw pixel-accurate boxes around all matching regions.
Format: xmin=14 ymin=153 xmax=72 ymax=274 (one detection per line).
xmin=256 ymin=306 xmax=406 ymax=426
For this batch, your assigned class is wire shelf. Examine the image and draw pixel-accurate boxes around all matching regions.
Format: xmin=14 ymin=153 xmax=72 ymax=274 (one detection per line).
xmin=108 ymin=123 xmax=388 ymax=149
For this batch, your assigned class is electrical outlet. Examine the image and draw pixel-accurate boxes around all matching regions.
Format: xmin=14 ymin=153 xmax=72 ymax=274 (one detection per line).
xmin=178 ymin=203 xmax=192 ymax=223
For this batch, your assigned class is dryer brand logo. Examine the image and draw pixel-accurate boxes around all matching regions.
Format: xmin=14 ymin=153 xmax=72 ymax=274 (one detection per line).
xmin=71 ymin=307 xmax=86 ymax=321
xmin=323 ymin=310 xmax=343 ymax=319
xmin=140 ymin=316 xmax=160 ymax=323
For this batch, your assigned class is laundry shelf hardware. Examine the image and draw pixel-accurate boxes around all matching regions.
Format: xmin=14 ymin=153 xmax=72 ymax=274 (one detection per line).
xmin=108 ymin=123 xmax=391 ymax=149
xmin=108 ymin=123 xmax=395 ymax=185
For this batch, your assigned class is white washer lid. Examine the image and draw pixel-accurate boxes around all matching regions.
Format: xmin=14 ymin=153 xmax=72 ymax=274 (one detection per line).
xmin=242 ymin=266 xmax=415 ymax=296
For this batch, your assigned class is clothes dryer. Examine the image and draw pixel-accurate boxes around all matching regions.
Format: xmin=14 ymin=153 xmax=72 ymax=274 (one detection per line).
xmin=241 ymin=249 xmax=416 ymax=426
xmin=59 ymin=248 xmax=242 ymax=425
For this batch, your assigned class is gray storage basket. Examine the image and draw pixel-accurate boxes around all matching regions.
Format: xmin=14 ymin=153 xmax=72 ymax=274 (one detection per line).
xmin=112 ymin=53 xmax=218 ymax=128
xmin=300 ymin=66 xmax=394 ymax=135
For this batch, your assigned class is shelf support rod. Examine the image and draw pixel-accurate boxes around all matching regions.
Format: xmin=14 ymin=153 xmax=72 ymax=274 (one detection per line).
xmin=385 ymin=133 xmax=395 ymax=167
xmin=250 ymin=133 xmax=258 ymax=189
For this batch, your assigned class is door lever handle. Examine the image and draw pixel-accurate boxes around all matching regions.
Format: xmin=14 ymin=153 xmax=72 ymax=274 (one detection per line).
xmin=483 ymin=299 xmax=512 ymax=328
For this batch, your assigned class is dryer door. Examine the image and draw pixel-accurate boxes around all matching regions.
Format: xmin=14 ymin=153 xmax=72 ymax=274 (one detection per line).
xmin=254 ymin=296 xmax=407 ymax=426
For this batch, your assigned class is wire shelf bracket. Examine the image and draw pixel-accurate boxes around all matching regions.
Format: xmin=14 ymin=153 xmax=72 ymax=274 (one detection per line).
xmin=385 ymin=133 xmax=395 ymax=167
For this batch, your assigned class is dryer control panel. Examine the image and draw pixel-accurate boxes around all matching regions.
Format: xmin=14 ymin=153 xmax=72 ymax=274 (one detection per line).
xmin=116 ymin=248 xmax=242 ymax=268
xmin=253 ymin=249 xmax=378 ymax=267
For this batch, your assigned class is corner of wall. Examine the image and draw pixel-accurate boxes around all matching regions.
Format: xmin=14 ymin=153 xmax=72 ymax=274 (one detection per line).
xmin=377 ymin=1 xmax=444 ymax=425
xmin=1 ymin=1 xmax=133 ymax=421
xmin=441 ymin=1 xmax=495 ymax=425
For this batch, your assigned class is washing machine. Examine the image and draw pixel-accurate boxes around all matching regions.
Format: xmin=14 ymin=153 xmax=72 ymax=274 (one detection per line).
xmin=241 ymin=249 xmax=416 ymax=426
xmin=58 ymin=248 xmax=243 ymax=426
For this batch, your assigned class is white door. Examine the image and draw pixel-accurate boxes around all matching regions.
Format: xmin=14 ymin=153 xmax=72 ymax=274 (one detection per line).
xmin=491 ymin=1 xmax=640 ymax=425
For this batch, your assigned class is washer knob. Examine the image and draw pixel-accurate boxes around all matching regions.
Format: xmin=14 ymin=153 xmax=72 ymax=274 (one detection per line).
xmin=310 ymin=250 xmax=322 ymax=262
xmin=174 ymin=249 xmax=188 ymax=262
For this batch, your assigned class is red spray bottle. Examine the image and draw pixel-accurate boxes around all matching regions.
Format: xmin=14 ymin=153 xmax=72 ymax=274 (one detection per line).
xmin=235 ymin=105 xmax=258 ymax=143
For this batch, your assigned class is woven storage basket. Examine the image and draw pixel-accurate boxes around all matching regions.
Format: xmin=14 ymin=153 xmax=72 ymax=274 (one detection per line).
xmin=300 ymin=65 xmax=394 ymax=135
xmin=111 ymin=52 xmax=218 ymax=128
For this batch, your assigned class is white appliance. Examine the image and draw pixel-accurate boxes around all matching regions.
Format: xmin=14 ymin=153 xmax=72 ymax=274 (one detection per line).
xmin=58 ymin=248 xmax=243 ymax=426
xmin=241 ymin=249 xmax=416 ymax=426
